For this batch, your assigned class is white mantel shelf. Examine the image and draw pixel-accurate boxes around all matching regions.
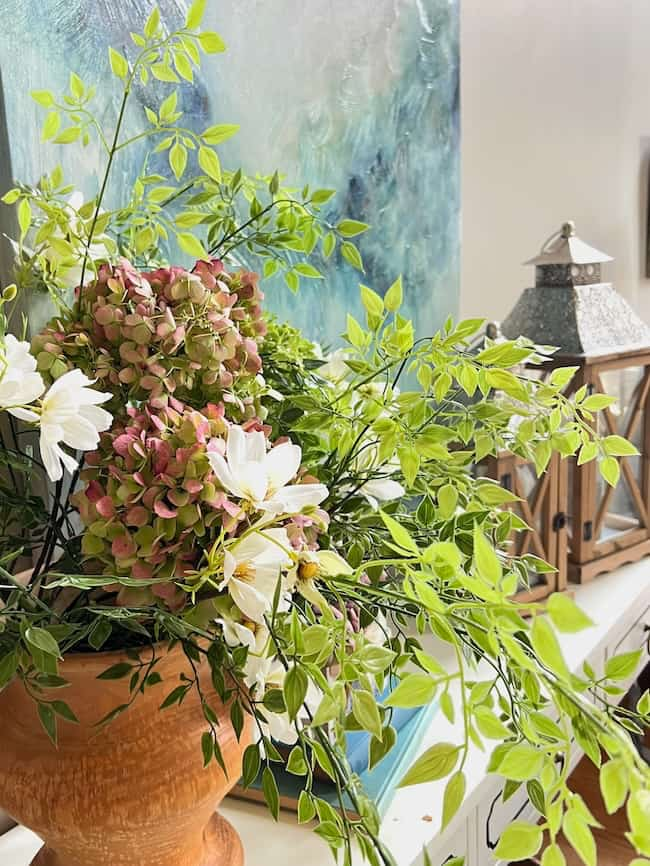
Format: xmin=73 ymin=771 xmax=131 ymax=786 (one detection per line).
xmin=3 ymin=560 xmax=650 ymax=866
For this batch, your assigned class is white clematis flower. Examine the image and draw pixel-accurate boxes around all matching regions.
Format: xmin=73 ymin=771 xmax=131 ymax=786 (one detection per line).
xmin=0 ymin=335 xmax=45 ymax=409
xmin=208 ymin=425 xmax=328 ymax=515
xmin=10 ymin=369 xmax=112 ymax=482
xmin=358 ymin=475 xmax=406 ymax=510
xmin=220 ymin=528 xmax=292 ymax=623
xmin=287 ymin=549 xmax=354 ymax=609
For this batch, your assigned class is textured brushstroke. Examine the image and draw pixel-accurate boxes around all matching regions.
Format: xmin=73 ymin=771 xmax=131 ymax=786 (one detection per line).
xmin=0 ymin=0 xmax=459 ymax=344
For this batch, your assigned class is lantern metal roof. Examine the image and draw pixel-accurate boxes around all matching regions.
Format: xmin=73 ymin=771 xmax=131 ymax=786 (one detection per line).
xmin=524 ymin=221 xmax=613 ymax=267
xmin=501 ymin=221 xmax=650 ymax=359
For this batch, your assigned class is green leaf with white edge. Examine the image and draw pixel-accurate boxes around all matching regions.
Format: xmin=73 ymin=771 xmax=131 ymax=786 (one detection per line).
xmin=495 ymin=743 xmax=544 ymax=781
xmin=337 ymin=219 xmax=370 ymax=237
xmin=546 ymin=592 xmax=594 ymax=633
xmin=202 ymin=123 xmax=239 ymax=145
xmin=493 ymin=821 xmax=543 ymax=862
xmin=185 ymin=0 xmax=206 ymax=29
xmin=108 ymin=47 xmax=128 ymax=79
xmin=283 ymin=665 xmax=308 ymax=721
xmin=599 ymin=456 xmax=620 ymax=487
xmin=437 ymin=484 xmax=458 ymax=519
xmin=286 ymin=745 xmax=308 ymax=776
xmin=563 ymin=809 xmax=596 ymax=866
xmin=603 ymin=434 xmax=639 ymax=457
xmin=351 ymin=689 xmax=382 ymax=739
xmin=629 ymin=791 xmax=650 ymax=837
xmin=159 ymin=90 xmax=178 ymax=122
xmin=360 ymin=284 xmax=384 ymax=318
xmin=379 ymin=510 xmax=418 ymax=555
xmin=542 ymin=843 xmax=567 ymax=866
xmin=384 ymin=275 xmax=403 ymax=312
xmin=385 ymin=674 xmax=437 ymax=709
xmin=25 ymin=627 xmax=61 ymax=659
xmin=398 ymin=742 xmax=459 ymax=787
xmin=441 ymin=771 xmax=466 ymax=829
xmin=549 ymin=366 xmax=579 ymax=389
xmin=177 ymin=232 xmax=208 ymax=260
xmin=578 ymin=441 xmax=599 ymax=466
xmin=531 ymin=615 xmax=571 ymax=682
xmin=473 ymin=525 xmax=501 ymax=584
xmin=198 ymin=31 xmax=226 ymax=53
xmin=297 ymin=790 xmax=316 ymax=823
xmin=198 ymin=146 xmax=221 ymax=182
xmin=599 ymin=759 xmax=628 ymax=815
xmin=605 ymin=649 xmax=642 ymax=681
xmin=322 ymin=232 xmax=336 ymax=258
xmin=241 ymin=744 xmax=261 ymax=788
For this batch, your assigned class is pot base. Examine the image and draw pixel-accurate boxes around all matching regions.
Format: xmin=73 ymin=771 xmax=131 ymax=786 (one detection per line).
xmin=30 ymin=813 xmax=244 ymax=866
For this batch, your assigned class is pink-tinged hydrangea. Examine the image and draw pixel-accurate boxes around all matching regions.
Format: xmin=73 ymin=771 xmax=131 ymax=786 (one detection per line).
xmin=72 ymin=402 xmax=326 ymax=612
xmin=31 ymin=257 xmax=265 ymax=419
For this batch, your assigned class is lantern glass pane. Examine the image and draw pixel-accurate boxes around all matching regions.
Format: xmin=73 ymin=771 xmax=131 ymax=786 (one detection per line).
xmin=596 ymin=365 xmax=646 ymax=542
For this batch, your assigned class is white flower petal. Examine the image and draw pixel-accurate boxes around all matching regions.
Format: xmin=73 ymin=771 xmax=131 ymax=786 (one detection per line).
xmin=263 ymin=483 xmax=328 ymax=514
xmin=7 ymin=407 xmax=39 ymax=423
xmin=207 ymin=451 xmax=242 ymax=498
xmin=229 ymin=578 xmax=271 ymax=624
xmin=265 ymin=442 xmax=301 ymax=492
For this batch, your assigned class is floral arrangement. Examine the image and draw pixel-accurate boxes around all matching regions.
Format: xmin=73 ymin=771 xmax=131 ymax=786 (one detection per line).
xmin=1 ymin=5 xmax=649 ymax=866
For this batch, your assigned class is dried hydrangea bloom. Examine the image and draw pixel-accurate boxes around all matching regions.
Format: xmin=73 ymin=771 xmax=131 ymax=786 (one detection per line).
xmin=32 ymin=257 xmax=266 ymax=419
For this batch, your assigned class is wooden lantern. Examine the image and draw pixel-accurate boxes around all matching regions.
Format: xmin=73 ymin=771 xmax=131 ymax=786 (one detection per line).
xmin=485 ymin=451 xmax=568 ymax=603
xmin=501 ymin=221 xmax=650 ymax=582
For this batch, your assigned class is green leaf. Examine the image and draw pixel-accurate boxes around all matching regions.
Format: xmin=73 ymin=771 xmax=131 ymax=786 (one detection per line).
xmin=169 ymin=141 xmax=188 ymax=180
xmin=198 ymin=146 xmax=222 ymax=182
xmin=185 ymin=0 xmax=206 ymax=28
xmin=379 ymin=510 xmax=418 ymax=555
xmin=582 ymin=393 xmax=616 ymax=411
xmin=298 ymin=790 xmax=316 ymax=823
xmin=473 ymin=526 xmax=501 ymax=584
xmin=286 ymin=745 xmax=308 ymax=776
xmin=563 ymin=809 xmax=596 ymax=866
xmin=50 ymin=700 xmax=79 ymax=723
xmin=202 ymin=123 xmax=240 ymax=145
xmin=241 ymin=744 xmax=261 ymax=788
xmin=542 ymin=843 xmax=567 ymax=866
xmin=494 ymin=822 xmax=543 ymax=862
xmin=599 ymin=456 xmax=620 ymax=487
xmin=18 ymin=198 xmax=32 ymax=236
xmin=96 ymin=662 xmax=132 ymax=681
xmin=384 ymin=275 xmax=403 ymax=312
xmin=177 ymin=232 xmax=208 ymax=260
xmin=283 ymin=665 xmax=308 ymax=721
xmin=198 ymin=31 xmax=226 ymax=53
xmin=603 ymin=434 xmax=638 ymax=457
xmin=108 ymin=47 xmax=129 ymax=80
xmin=32 ymin=89 xmax=55 ymax=107
xmin=496 ymin=743 xmax=544 ymax=781
xmin=201 ymin=731 xmax=213 ymax=767
xmin=262 ymin=766 xmax=280 ymax=821
xmin=546 ymin=593 xmax=594 ymax=633
xmin=385 ymin=675 xmax=437 ymax=709
xmin=337 ymin=219 xmax=370 ymax=237
xmin=151 ymin=63 xmax=179 ymax=83
xmin=474 ymin=706 xmax=510 ymax=740
xmin=144 ymin=5 xmax=160 ymax=38
xmin=322 ymin=232 xmax=336 ymax=258
xmin=311 ymin=188 xmax=336 ymax=204
xmin=25 ymin=627 xmax=61 ymax=659
xmin=0 ymin=652 xmax=18 ymax=689
xmin=531 ymin=615 xmax=571 ymax=681
xmin=398 ymin=742 xmax=459 ymax=787
xmin=294 ymin=263 xmax=323 ymax=279
xmin=360 ymin=284 xmax=384 ymax=318
xmin=628 ymin=791 xmax=650 ymax=838
xmin=351 ymin=689 xmax=382 ymax=739
xmin=599 ymin=759 xmax=628 ymax=814
xmin=605 ymin=649 xmax=642 ymax=681
xmin=442 ymin=771 xmax=466 ymax=829
xmin=341 ymin=241 xmax=364 ymax=272
xmin=38 ymin=703 xmax=58 ymax=745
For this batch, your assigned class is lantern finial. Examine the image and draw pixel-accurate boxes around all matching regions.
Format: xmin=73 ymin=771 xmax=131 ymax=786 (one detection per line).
xmin=561 ymin=220 xmax=576 ymax=238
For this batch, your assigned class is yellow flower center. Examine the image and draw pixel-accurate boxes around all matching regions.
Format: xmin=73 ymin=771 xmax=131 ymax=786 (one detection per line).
xmin=299 ymin=561 xmax=320 ymax=581
xmin=234 ymin=561 xmax=256 ymax=582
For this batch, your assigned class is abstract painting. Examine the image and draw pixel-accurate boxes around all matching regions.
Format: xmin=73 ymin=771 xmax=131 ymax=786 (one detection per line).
xmin=0 ymin=0 xmax=459 ymax=345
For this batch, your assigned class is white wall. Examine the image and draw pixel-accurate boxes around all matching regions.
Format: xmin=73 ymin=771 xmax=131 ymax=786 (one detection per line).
xmin=460 ymin=0 xmax=650 ymax=325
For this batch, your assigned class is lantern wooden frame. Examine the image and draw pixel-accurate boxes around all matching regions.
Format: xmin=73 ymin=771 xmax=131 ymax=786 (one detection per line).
xmin=555 ymin=349 xmax=650 ymax=582
xmin=485 ymin=451 xmax=568 ymax=603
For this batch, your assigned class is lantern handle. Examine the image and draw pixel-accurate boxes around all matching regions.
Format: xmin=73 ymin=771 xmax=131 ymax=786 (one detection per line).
xmin=539 ymin=221 xmax=576 ymax=255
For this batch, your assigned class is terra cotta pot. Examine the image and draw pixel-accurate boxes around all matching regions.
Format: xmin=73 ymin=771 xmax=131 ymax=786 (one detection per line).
xmin=0 ymin=641 xmax=251 ymax=866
